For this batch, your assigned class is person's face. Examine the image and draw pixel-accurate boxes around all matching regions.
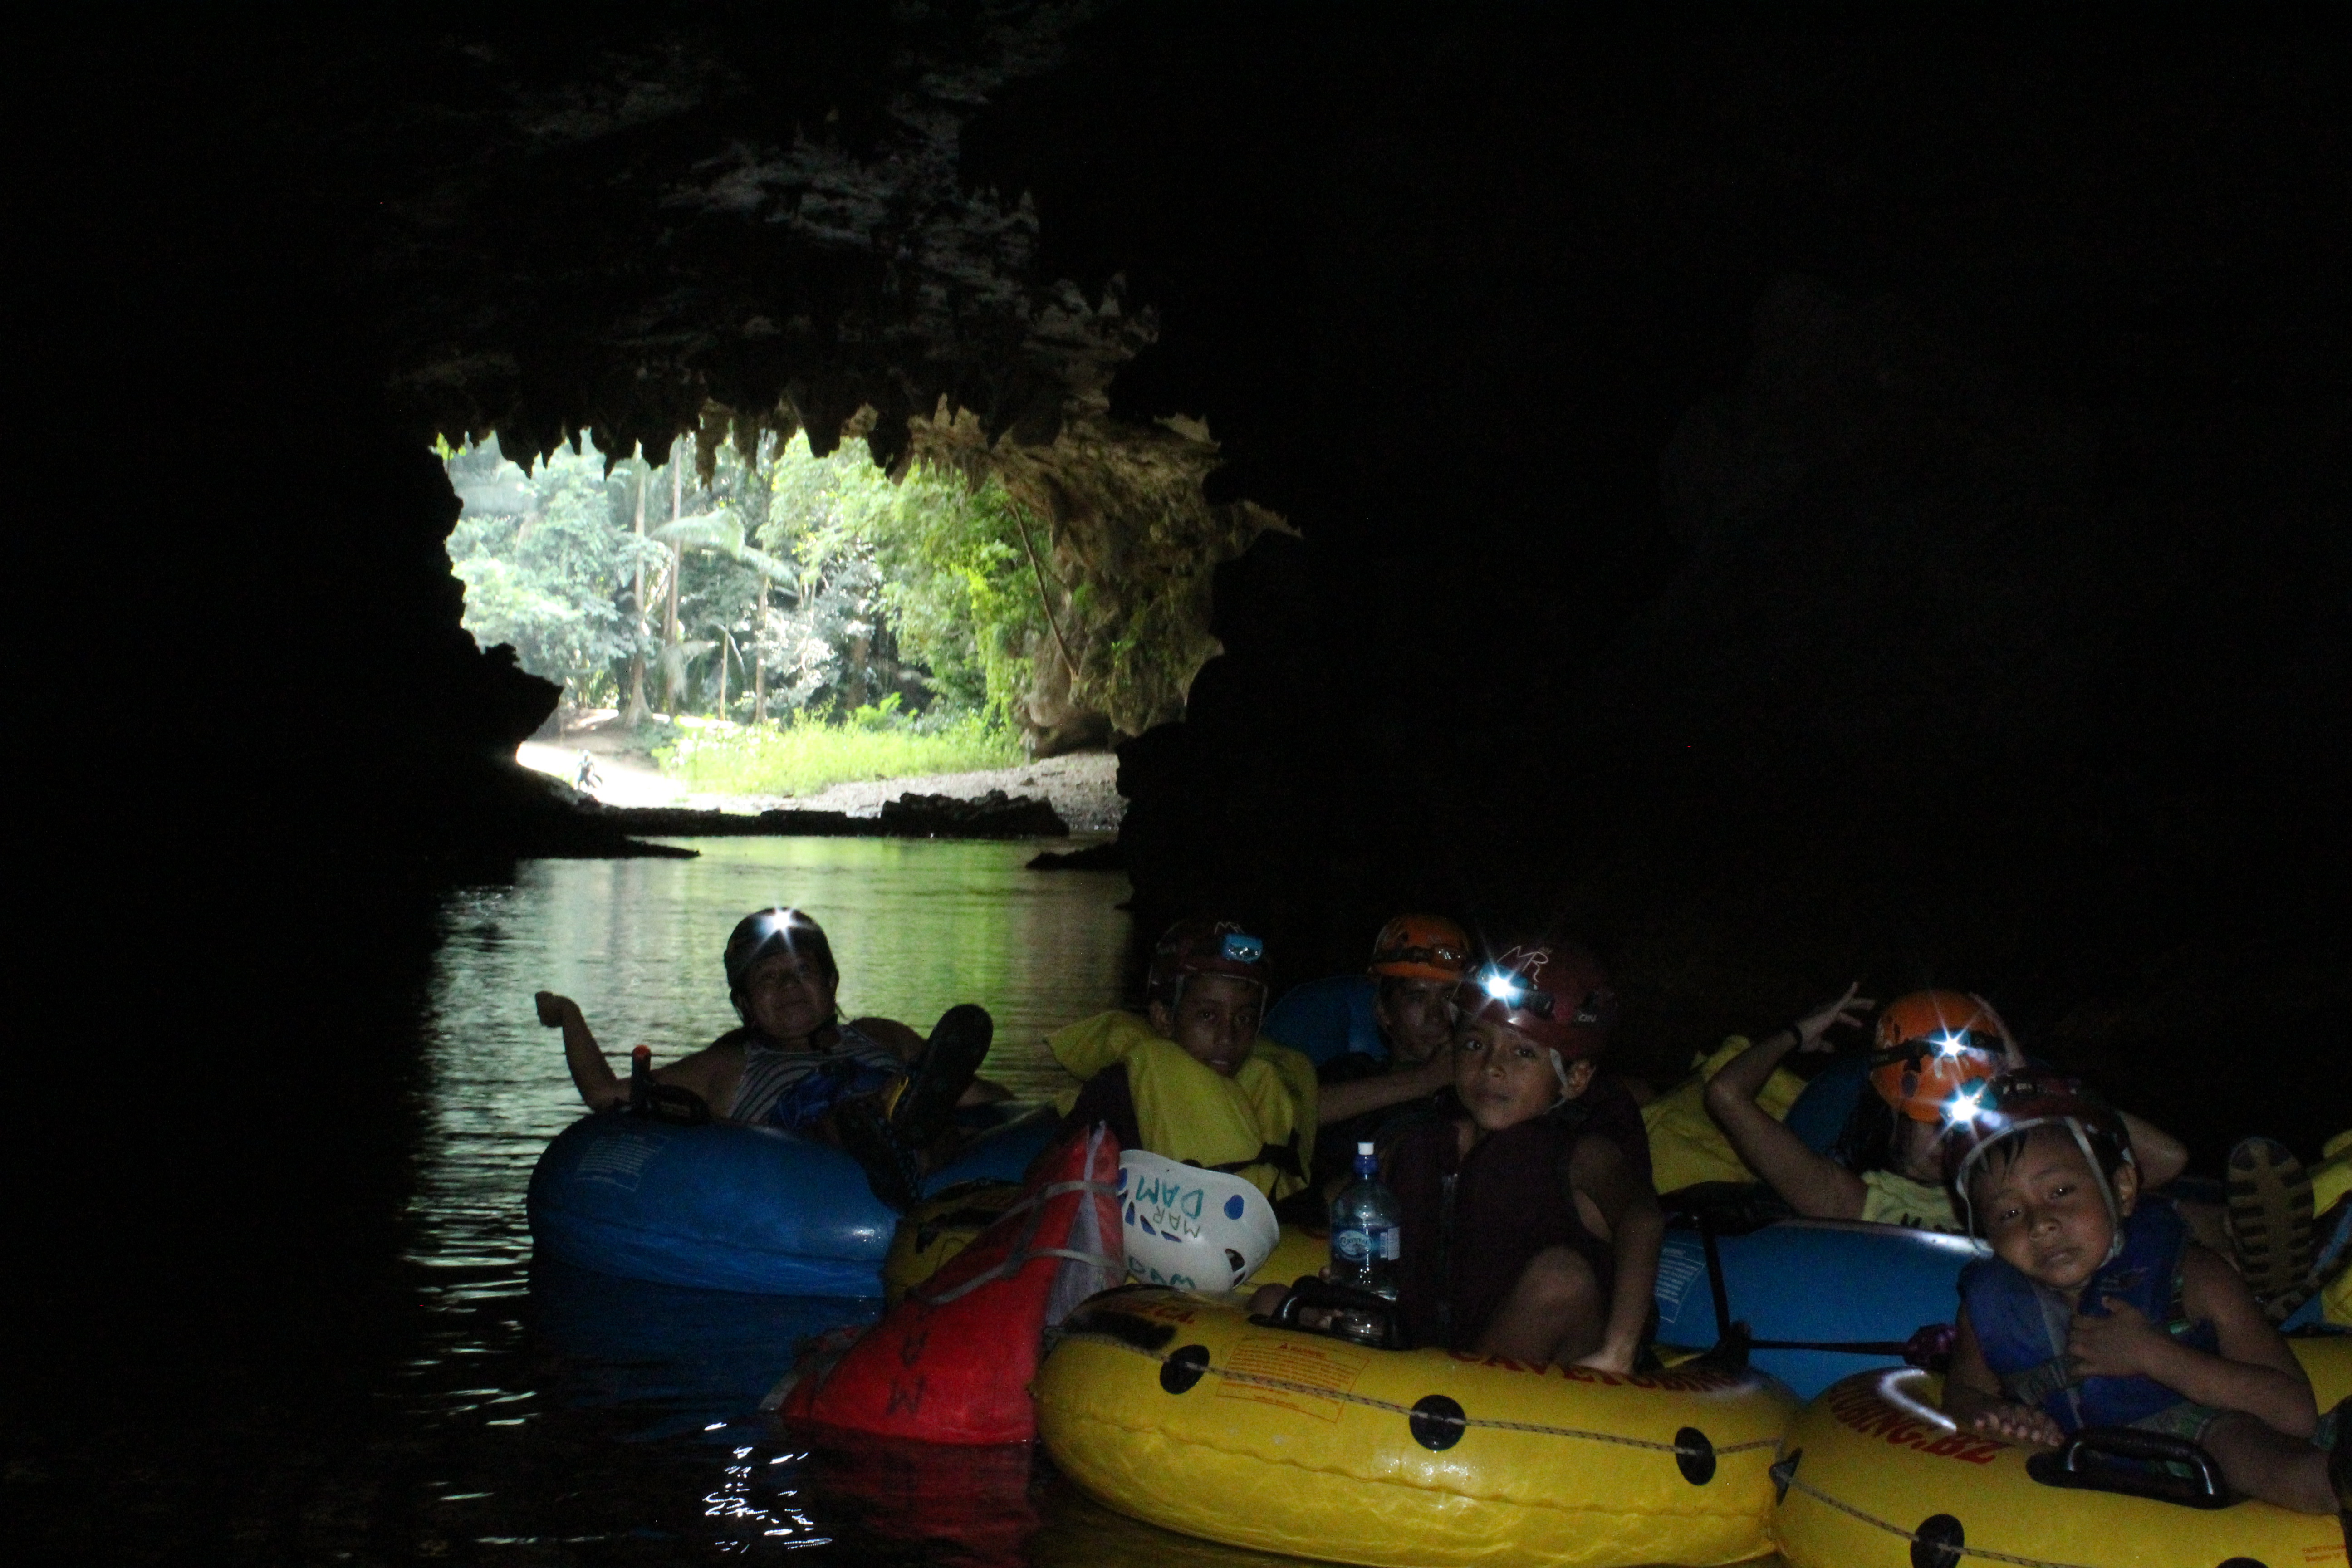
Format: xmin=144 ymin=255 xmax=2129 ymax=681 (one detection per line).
xmin=1455 ymin=1016 xmax=1591 ymax=1133
xmin=1374 ymin=979 xmax=1457 ymax=1066
xmin=1972 ymin=1127 xmax=2137 ymax=1294
xmin=1149 ymin=975 xmax=1264 ymax=1077
xmin=739 ymin=949 xmax=838 ymax=1043
xmin=1894 ymin=1115 xmax=1948 ymax=1182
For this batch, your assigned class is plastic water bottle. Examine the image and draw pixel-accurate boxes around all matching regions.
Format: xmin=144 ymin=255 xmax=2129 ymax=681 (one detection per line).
xmin=630 ymin=1044 xmax=652 ymax=1112
xmin=1328 ymin=1141 xmax=1401 ymax=1300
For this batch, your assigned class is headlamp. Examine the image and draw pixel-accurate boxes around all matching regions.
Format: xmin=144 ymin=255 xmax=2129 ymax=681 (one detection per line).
xmin=1477 ymin=968 xmax=1554 ymax=1017
xmin=1219 ymin=931 xmax=1264 ymax=965
xmin=1943 ymin=1083 xmax=1989 ymax=1127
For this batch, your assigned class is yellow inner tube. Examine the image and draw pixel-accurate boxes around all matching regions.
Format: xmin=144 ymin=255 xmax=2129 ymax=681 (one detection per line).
xmin=1034 ymin=1285 xmax=1798 ymax=1568
xmin=1773 ymin=1335 xmax=2352 ymax=1568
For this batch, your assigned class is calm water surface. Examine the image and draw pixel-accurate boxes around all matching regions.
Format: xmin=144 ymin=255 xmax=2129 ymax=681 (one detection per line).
xmin=398 ymin=838 xmax=1307 ymax=1567
xmin=389 ymin=838 xmax=1772 ymax=1568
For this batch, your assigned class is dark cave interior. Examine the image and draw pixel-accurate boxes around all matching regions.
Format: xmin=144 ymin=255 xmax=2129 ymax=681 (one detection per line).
xmin=30 ymin=5 xmax=2348 ymax=1205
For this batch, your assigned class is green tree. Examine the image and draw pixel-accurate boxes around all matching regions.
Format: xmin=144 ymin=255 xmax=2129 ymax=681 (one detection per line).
xmin=443 ymin=435 xmax=662 ymax=722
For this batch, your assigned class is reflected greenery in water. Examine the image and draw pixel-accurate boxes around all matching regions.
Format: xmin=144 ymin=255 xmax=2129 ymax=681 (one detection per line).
xmin=402 ymin=838 xmax=1146 ymax=1563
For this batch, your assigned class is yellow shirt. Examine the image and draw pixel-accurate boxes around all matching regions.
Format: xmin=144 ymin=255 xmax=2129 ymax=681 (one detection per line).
xmin=1641 ymin=1035 xmax=1809 ymax=1195
xmin=1858 ymin=1168 xmax=1960 ymax=1233
xmin=1049 ymin=1010 xmax=1318 ymax=1200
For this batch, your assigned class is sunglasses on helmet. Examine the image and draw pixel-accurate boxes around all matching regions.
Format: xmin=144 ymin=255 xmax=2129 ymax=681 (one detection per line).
xmin=1868 ymin=1028 xmax=2000 ymax=1069
xmin=1377 ymin=942 xmax=1469 ymax=968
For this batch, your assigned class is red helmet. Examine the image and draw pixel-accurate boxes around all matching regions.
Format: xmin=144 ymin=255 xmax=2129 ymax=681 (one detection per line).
xmin=1147 ymin=918 xmax=1269 ymax=1007
xmin=1939 ymin=1068 xmax=2134 ymax=1238
xmin=1454 ymin=941 xmax=1618 ymax=1063
xmin=1367 ymin=914 xmax=1471 ymax=982
xmin=1869 ymin=989 xmax=2007 ymax=1124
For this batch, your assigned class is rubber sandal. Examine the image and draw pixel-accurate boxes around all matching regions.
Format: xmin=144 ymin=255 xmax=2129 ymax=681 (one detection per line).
xmin=2226 ymin=1136 xmax=2314 ymax=1316
xmin=837 ymin=1096 xmax=922 ymax=1212
xmin=891 ymin=1004 xmax=994 ymax=1147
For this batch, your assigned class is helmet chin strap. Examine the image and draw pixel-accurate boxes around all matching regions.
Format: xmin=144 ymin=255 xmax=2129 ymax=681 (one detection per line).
xmin=1955 ymin=1113 xmax=2133 ymax=1256
xmin=1546 ymin=1048 xmax=1586 ymax=1105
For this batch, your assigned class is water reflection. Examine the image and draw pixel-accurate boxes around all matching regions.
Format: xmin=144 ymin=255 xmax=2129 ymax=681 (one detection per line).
xmin=401 ymin=838 xmax=1137 ymax=1562
xmin=391 ymin=840 xmax=1784 ymax=1566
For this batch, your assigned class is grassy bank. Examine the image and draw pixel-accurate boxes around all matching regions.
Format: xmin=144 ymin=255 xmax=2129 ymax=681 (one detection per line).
xmin=654 ymin=708 xmax=1025 ymax=797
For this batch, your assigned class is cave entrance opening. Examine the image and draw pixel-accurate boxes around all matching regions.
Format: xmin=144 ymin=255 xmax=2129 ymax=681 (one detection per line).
xmin=435 ymin=407 xmax=1263 ymax=810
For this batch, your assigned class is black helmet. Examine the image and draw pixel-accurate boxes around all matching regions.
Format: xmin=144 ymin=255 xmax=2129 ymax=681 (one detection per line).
xmin=723 ymin=908 xmax=837 ymax=1003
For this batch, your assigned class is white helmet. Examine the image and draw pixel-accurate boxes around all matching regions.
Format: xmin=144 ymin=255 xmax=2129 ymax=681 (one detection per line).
xmin=1116 ymin=1150 xmax=1279 ymax=1292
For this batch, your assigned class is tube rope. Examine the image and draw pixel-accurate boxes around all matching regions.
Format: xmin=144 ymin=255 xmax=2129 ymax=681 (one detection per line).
xmin=1061 ymin=1329 xmax=1779 ymax=1459
xmin=1778 ymin=1468 xmax=2104 ymax=1568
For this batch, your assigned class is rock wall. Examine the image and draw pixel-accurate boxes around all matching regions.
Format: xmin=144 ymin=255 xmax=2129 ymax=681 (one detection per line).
xmin=42 ymin=10 xmax=2348 ymax=1169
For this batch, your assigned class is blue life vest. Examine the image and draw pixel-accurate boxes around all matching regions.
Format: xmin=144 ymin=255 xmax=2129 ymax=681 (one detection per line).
xmin=1959 ymin=1197 xmax=2219 ymax=1431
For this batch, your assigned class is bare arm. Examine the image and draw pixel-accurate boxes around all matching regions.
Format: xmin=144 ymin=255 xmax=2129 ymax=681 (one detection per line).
xmin=1944 ymin=1308 xmax=2066 ymax=1446
xmin=2069 ymin=1242 xmax=2318 ymax=1437
xmin=1318 ymin=1049 xmax=1453 ymax=1126
xmin=539 ymin=991 xmax=624 ymax=1110
xmin=1566 ymin=1134 xmax=1667 ymax=1373
xmin=1970 ymin=994 xmax=2186 ymax=1191
xmin=536 ymin=991 xmax=733 ymax=1113
xmin=2118 ymin=1111 xmax=2187 ymax=1191
xmin=852 ymin=1014 xmax=924 ymax=1061
xmin=853 ymin=1014 xmax=1007 ymax=1103
xmin=1701 ymin=1026 xmax=1868 ymax=1220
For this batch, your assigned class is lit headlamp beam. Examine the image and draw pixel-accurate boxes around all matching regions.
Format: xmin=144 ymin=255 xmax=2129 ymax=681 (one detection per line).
xmin=1480 ymin=969 xmax=1528 ymax=1004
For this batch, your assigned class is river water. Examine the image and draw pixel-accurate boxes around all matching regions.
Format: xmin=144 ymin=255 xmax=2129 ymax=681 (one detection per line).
xmin=15 ymin=835 xmax=1782 ymax=1566
xmin=395 ymin=837 xmax=1299 ymax=1566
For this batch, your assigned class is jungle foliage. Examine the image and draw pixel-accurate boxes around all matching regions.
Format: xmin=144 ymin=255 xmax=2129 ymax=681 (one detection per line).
xmin=440 ymin=429 xmax=1054 ymax=737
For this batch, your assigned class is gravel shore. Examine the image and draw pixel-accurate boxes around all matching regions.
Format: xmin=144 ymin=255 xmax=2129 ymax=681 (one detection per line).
xmin=769 ymin=749 xmax=1123 ymax=832
xmin=521 ymin=740 xmax=1125 ymax=833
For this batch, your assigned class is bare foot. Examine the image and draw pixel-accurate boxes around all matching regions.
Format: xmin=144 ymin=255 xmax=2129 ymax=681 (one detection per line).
xmin=1970 ymin=1404 xmax=2064 ymax=1447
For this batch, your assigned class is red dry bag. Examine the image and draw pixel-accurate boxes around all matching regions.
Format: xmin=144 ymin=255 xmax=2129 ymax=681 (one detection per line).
xmin=778 ymin=1122 xmax=1122 ymax=1443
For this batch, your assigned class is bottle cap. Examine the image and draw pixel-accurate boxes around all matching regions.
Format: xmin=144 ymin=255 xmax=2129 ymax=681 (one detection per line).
xmin=1356 ymin=1140 xmax=1374 ymax=1156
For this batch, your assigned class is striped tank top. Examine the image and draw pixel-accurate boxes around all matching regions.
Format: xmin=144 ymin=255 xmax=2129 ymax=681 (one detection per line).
xmin=728 ymin=1021 xmax=906 ymax=1125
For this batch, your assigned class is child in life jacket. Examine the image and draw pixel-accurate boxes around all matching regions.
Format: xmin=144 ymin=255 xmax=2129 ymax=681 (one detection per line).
xmin=1054 ymin=919 xmax=1322 ymax=1202
xmin=1941 ymin=1070 xmax=2344 ymax=1514
xmin=1390 ymin=943 xmax=1662 ymax=1371
xmin=1254 ymin=942 xmax=1664 ymax=1372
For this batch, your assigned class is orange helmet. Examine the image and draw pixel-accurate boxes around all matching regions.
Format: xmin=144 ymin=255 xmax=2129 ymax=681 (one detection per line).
xmin=1869 ymin=989 xmax=2006 ymax=1124
xmin=1367 ymin=914 xmax=1471 ymax=982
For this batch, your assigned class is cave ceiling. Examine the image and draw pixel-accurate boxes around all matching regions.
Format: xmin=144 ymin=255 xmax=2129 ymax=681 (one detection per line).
xmin=374 ymin=4 xmax=1135 ymax=481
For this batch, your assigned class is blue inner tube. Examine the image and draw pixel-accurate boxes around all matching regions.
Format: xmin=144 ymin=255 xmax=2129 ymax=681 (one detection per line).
xmin=1654 ymin=1216 xmax=1988 ymax=1398
xmin=529 ymin=1106 xmax=1060 ymax=1296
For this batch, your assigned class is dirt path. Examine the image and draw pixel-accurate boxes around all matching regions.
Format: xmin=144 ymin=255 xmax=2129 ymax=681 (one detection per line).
xmin=516 ymin=737 xmax=1125 ymax=832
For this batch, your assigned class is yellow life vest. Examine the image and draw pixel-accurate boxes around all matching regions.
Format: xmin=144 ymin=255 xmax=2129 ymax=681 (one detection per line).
xmin=1640 ymin=1035 xmax=1809 ymax=1195
xmin=1049 ymin=1011 xmax=1318 ymax=1200
xmin=2318 ymin=1128 xmax=2352 ymax=1327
